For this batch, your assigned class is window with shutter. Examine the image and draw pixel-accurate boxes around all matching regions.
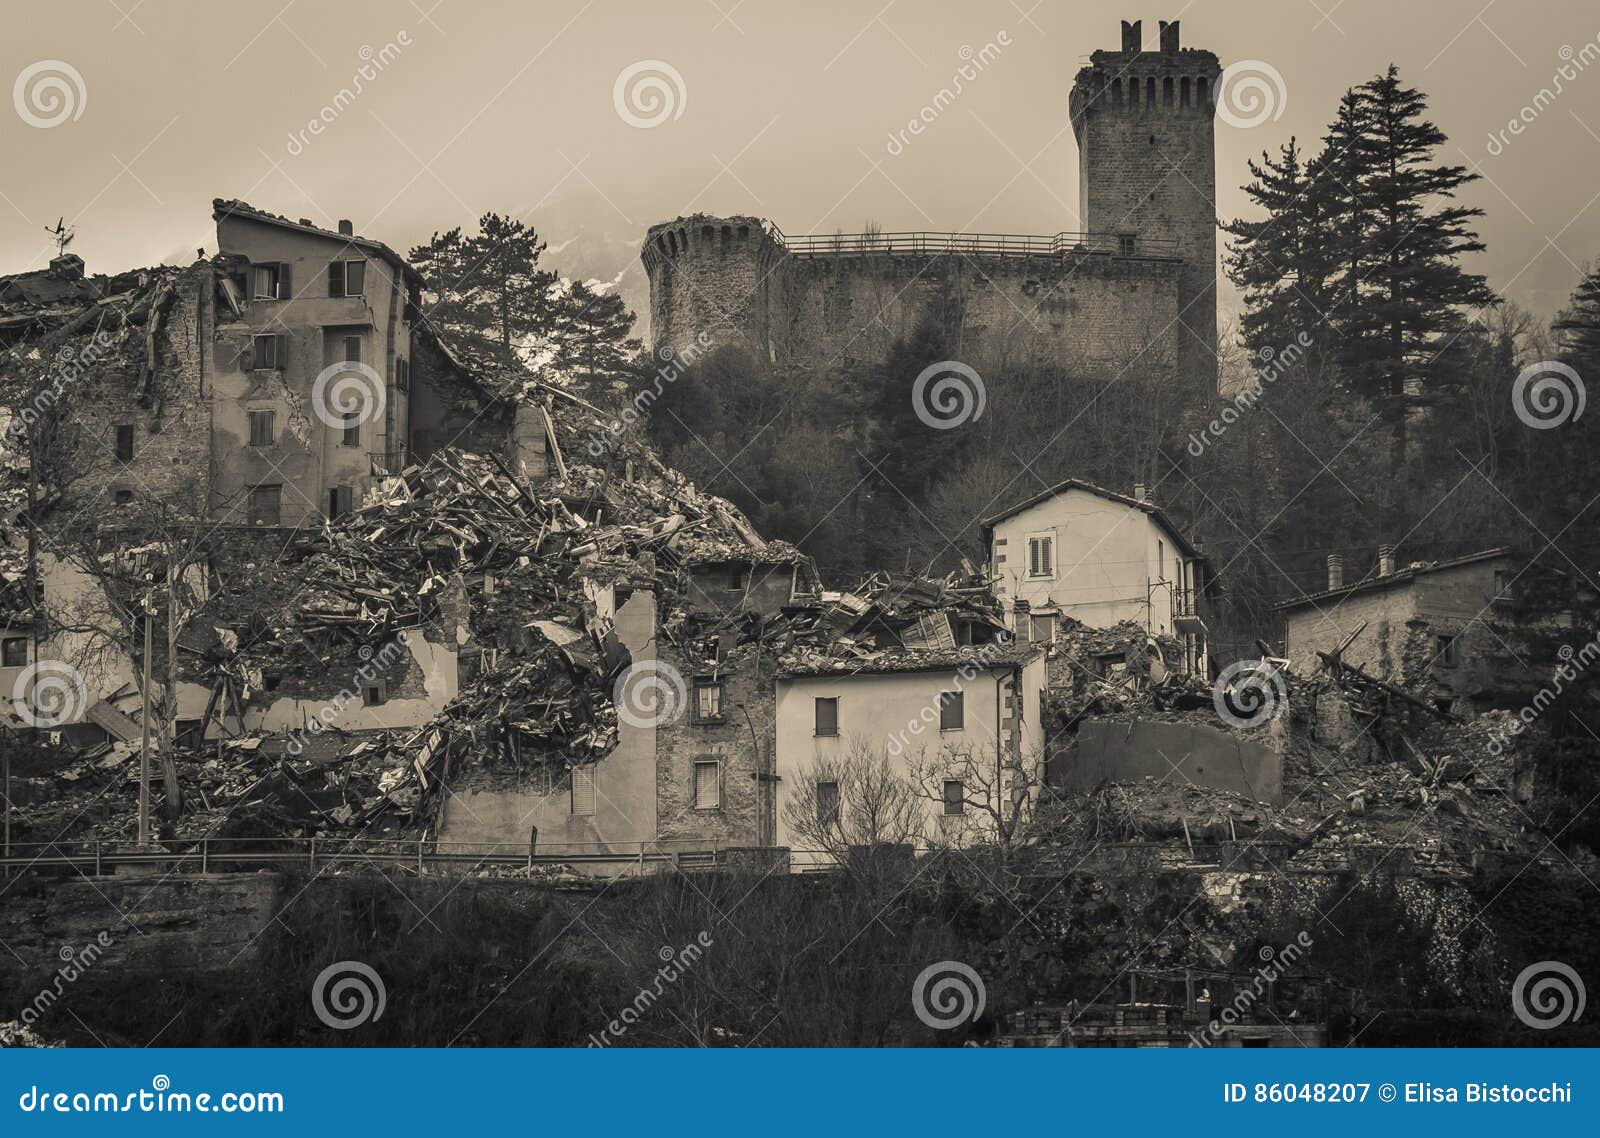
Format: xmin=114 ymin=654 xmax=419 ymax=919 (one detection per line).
xmin=570 ymin=766 xmax=596 ymax=816
xmin=343 ymin=412 xmax=361 ymax=447
xmin=693 ymin=760 xmax=721 ymax=810
xmin=396 ymin=357 xmax=409 ymax=391
xmin=328 ymin=261 xmax=345 ymax=298
xmin=939 ymin=690 xmax=963 ymax=731
xmin=114 ymin=424 xmax=134 ymax=462
xmin=693 ymin=680 xmax=724 ymax=723
xmin=251 ymin=334 xmax=285 ymax=370
xmin=277 ymin=261 xmax=292 ymax=299
xmin=252 ymin=264 xmax=279 ymax=300
xmin=345 ymin=260 xmax=365 ymax=296
xmin=248 ymin=409 xmax=275 ymax=446
xmin=342 ymin=336 xmax=361 ymax=363
xmin=943 ymin=779 xmax=966 ymax=815
xmin=816 ymin=781 xmax=840 ymax=827
xmin=814 ymin=696 xmax=839 ymax=737
xmin=1026 ymin=533 xmax=1054 ymax=579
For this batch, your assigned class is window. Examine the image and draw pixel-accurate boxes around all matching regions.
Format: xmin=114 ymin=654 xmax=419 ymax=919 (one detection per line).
xmin=939 ymin=690 xmax=964 ymax=731
xmin=693 ymin=680 xmax=724 ymax=723
xmin=248 ymin=484 xmax=282 ymax=527
xmin=942 ymin=779 xmax=966 ymax=816
xmin=814 ymin=696 xmax=839 ymax=737
xmin=570 ymin=765 xmax=596 ymax=816
xmin=396 ymin=356 xmax=409 ymax=392
xmin=1435 ymin=635 xmax=1460 ymax=667
xmin=1158 ymin=539 xmax=1166 ymax=582
xmin=250 ymin=333 xmax=287 ymax=370
xmin=1 ymin=637 xmax=27 ymax=668
xmin=113 ymin=489 xmax=134 ymax=505
xmin=1028 ymin=613 xmax=1055 ymax=644
xmin=729 ymin=567 xmax=748 ymax=591
xmin=252 ymin=262 xmax=290 ymax=300
xmin=693 ymin=760 xmax=721 ymax=810
xmin=816 ymin=780 xmax=840 ymax=827
xmin=329 ymin=259 xmax=366 ymax=298
xmin=247 ymin=409 xmax=276 ymax=446
xmin=1117 ymin=234 xmax=1137 ymax=256
xmin=175 ymin=719 xmax=203 ymax=751
xmin=362 ymin=682 xmax=386 ymax=707
xmin=328 ymin=485 xmax=353 ymax=518
xmin=341 ymin=335 xmax=362 ymax=363
xmin=343 ymin=411 xmax=361 ymax=447
xmin=1026 ymin=532 xmax=1055 ymax=579
xmin=115 ymin=424 xmax=134 ymax=462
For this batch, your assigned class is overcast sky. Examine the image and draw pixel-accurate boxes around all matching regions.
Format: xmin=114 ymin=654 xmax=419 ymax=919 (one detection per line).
xmin=4 ymin=0 xmax=1598 ymax=331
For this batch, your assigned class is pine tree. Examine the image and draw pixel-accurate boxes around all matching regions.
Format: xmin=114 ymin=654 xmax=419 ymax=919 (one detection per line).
xmin=1340 ymin=65 xmax=1496 ymax=451
xmin=544 ymin=277 xmax=641 ymax=387
xmin=1553 ymin=262 xmax=1600 ymax=369
xmin=409 ymin=213 xmax=557 ymax=365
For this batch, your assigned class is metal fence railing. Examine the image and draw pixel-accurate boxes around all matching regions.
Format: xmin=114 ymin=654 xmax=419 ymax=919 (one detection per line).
xmin=770 ymin=228 xmax=1181 ymax=260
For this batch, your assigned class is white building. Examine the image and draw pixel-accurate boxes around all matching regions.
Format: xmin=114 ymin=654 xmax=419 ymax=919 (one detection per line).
xmin=773 ymin=645 xmax=1047 ymax=868
xmin=981 ymin=480 xmax=1208 ymax=669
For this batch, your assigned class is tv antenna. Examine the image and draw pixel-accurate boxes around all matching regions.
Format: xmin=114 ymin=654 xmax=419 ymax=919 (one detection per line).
xmin=45 ymin=217 xmax=75 ymax=258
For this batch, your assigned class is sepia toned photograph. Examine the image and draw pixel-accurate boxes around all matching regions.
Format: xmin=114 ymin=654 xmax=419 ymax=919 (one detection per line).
xmin=0 ymin=0 xmax=1596 ymax=1064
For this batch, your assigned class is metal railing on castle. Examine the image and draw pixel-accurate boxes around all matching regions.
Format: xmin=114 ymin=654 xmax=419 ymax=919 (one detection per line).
xmin=769 ymin=228 xmax=1181 ymax=259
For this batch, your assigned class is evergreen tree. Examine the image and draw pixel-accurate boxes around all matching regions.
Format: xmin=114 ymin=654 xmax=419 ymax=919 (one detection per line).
xmin=409 ymin=213 xmax=556 ymax=365
xmin=862 ymin=315 xmax=972 ymax=496
xmin=1553 ymin=262 xmax=1600 ymax=369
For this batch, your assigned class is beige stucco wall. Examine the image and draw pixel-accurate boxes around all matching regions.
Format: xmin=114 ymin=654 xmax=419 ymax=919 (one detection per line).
xmin=773 ymin=656 xmax=1045 ymax=864
xmin=989 ymin=487 xmax=1197 ymax=636
xmin=213 ymin=214 xmax=411 ymax=527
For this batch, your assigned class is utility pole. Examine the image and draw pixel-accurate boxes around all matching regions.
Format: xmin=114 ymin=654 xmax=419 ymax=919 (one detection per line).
xmin=138 ymin=584 xmax=154 ymax=846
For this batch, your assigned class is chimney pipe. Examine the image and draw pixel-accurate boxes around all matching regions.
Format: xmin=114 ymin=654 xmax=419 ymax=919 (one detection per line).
xmin=1377 ymin=544 xmax=1394 ymax=576
xmin=1327 ymin=554 xmax=1344 ymax=591
xmin=1133 ymin=481 xmax=1147 ymax=501
xmin=338 ymin=219 xmax=354 ymax=236
xmin=1120 ymin=19 xmax=1142 ymax=52
xmin=49 ymin=253 xmax=84 ymax=280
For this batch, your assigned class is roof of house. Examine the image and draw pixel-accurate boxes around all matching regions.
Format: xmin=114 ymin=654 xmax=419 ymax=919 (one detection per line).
xmin=1276 ymin=547 xmax=1514 ymax=612
xmin=776 ymin=641 xmax=1044 ymax=679
xmin=979 ymin=479 xmax=1205 ymax=562
xmin=212 ymin=198 xmax=422 ymax=286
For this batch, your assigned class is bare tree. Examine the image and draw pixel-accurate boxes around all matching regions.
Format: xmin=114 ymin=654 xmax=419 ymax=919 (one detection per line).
xmin=783 ymin=736 xmax=925 ymax=878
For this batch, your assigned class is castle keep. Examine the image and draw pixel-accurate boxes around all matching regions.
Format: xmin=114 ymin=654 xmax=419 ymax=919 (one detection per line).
xmin=642 ymin=20 xmax=1221 ymax=395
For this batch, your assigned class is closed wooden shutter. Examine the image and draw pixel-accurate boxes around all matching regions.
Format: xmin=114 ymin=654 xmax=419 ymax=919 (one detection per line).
xmin=278 ymin=261 xmax=293 ymax=299
xmin=570 ymin=765 xmax=595 ymax=816
xmin=815 ymin=697 xmax=838 ymax=736
xmin=693 ymin=760 xmax=720 ymax=809
xmin=939 ymin=691 xmax=963 ymax=731
xmin=328 ymin=261 xmax=345 ymax=298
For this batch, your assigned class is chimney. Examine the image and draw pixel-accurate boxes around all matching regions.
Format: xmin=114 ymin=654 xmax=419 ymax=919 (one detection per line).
xmin=1377 ymin=544 xmax=1395 ymax=576
xmin=1133 ymin=481 xmax=1147 ymax=501
xmin=1327 ymin=554 xmax=1344 ymax=591
xmin=49 ymin=253 xmax=84 ymax=280
xmin=1158 ymin=19 xmax=1180 ymax=52
xmin=338 ymin=219 xmax=354 ymax=236
xmin=1120 ymin=19 xmax=1142 ymax=52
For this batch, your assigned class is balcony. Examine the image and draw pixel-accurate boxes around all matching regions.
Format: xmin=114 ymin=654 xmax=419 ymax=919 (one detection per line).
xmin=368 ymin=450 xmax=405 ymax=475
xmin=1171 ymin=588 xmax=1206 ymax=635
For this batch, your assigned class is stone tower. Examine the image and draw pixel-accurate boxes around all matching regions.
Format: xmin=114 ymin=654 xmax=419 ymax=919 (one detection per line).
xmin=1069 ymin=19 xmax=1220 ymax=396
xmin=640 ymin=215 xmax=785 ymax=363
